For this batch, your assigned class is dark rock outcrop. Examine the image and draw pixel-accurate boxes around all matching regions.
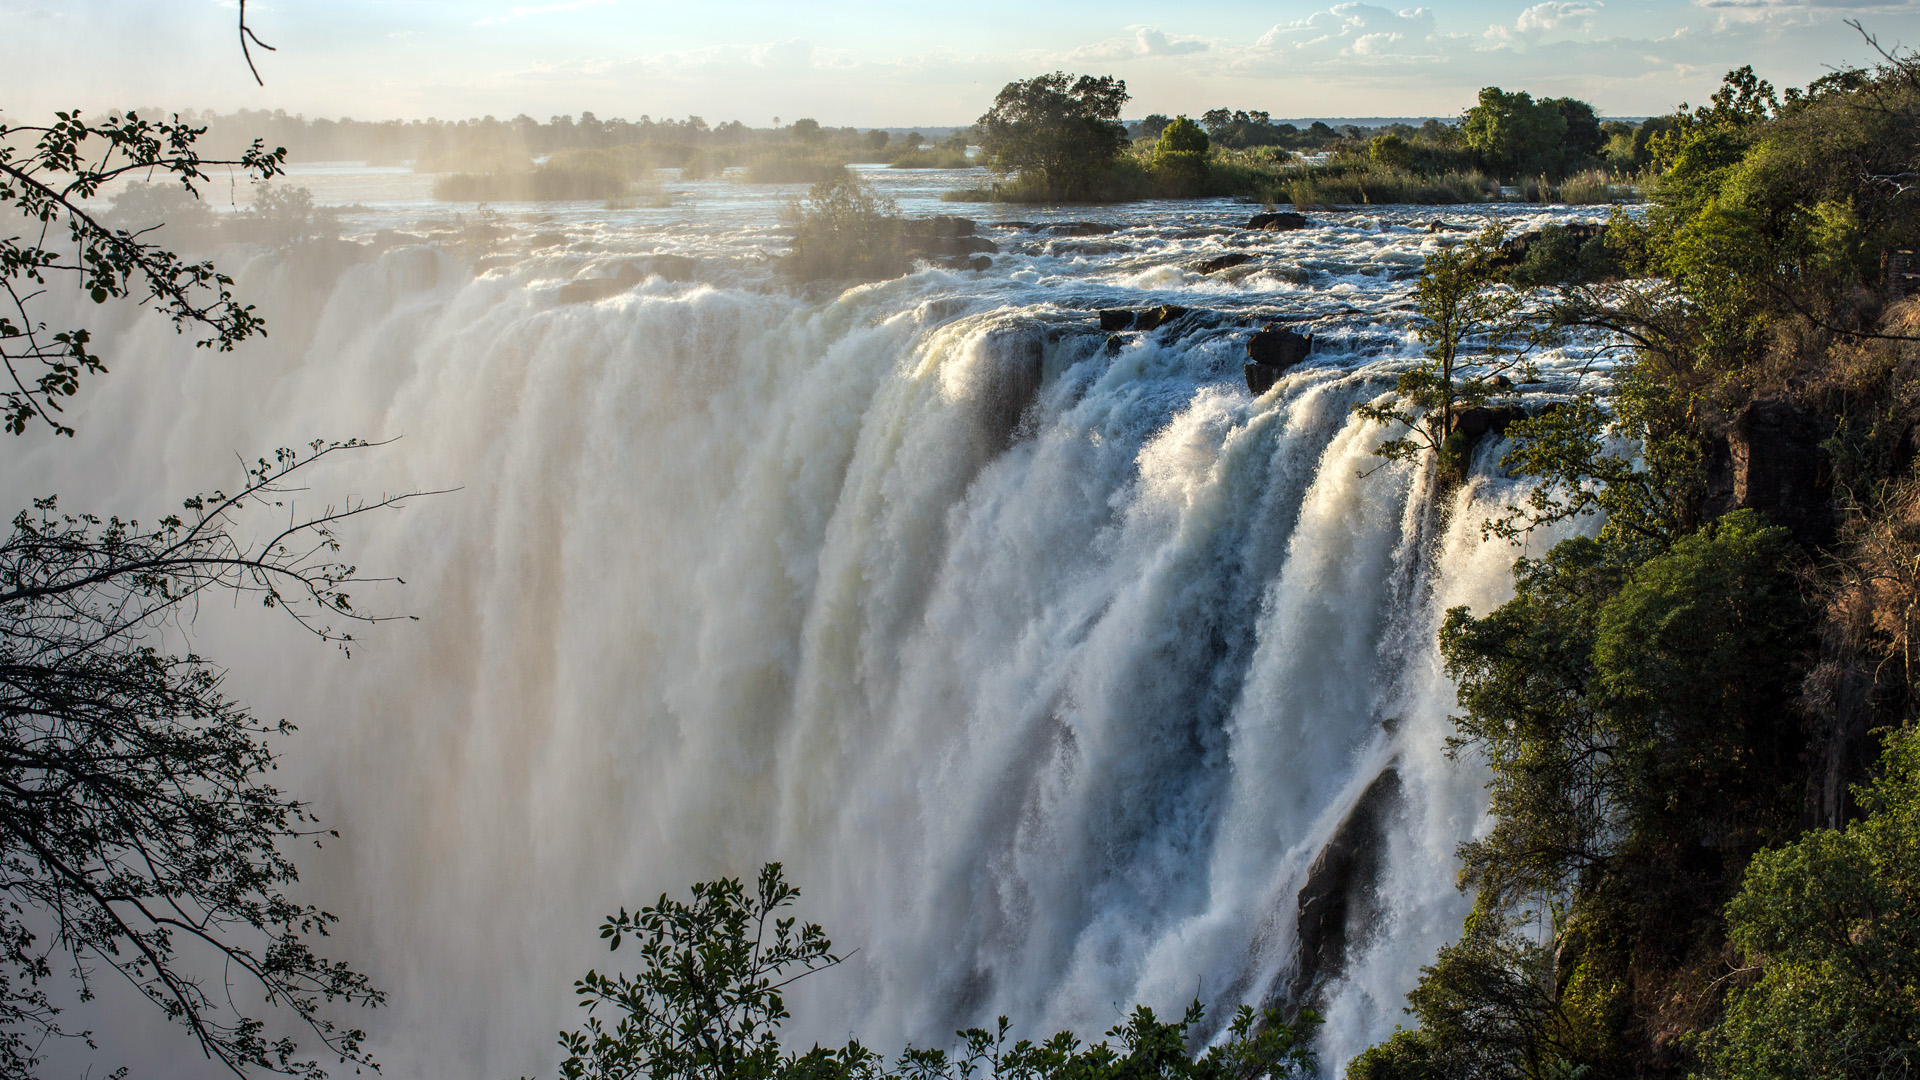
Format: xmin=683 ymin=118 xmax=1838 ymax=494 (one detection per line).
xmin=1243 ymin=322 xmax=1313 ymax=394
xmin=927 ymin=215 xmax=976 ymax=238
xmin=1247 ymin=212 xmax=1309 ymax=232
xmin=1275 ymin=767 xmax=1403 ymax=1021
xmin=1725 ymin=398 xmax=1833 ymax=546
xmin=1885 ymin=249 xmax=1920 ymax=297
xmin=1044 ymin=221 xmax=1121 ymax=236
xmin=978 ymin=324 xmax=1047 ymax=449
xmin=903 ymin=218 xmax=998 ymax=260
xmin=1195 ymin=252 xmax=1254 ymax=275
xmin=1449 ymin=404 xmax=1529 ymax=445
xmin=1098 ymin=305 xmax=1190 ymax=333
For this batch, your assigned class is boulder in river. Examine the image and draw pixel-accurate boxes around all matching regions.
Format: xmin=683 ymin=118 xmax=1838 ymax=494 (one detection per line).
xmin=1247 ymin=212 xmax=1309 ymax=232
xmin=1195 ymin=252 xmax=1254 ymax=275
xmin=1243 ymin=321 xmax=1313 ymax=394
xmin=1098 ymin=305 xmax=1190 ymax=332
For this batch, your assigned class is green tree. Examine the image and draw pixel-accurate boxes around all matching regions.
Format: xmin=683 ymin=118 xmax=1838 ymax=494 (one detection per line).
xmin=1353 ymin=223 xmax=1533 ymax=481
xmin=975 ymin=72 xmax=1129 ymax=201
xmin=1461 ymin=88 xmax=1570 ymax=180
xmin=1702 ymin=720 xmax=1920 ymax=1077
xmin=783 ymin=174 xmax=904 ymax=282
xmin=1149 ymin=116 xmax=1210 ymax=196
xmin=560 ymin=865 xmax=1322 ymax=1080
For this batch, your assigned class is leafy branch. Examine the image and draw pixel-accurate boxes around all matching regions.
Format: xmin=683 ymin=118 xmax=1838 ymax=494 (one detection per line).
xmin=0 ymin=110 xmax=286 ymax=435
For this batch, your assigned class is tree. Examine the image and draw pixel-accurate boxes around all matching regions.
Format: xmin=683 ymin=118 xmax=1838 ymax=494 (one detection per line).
xmin=1149 ymin=117 xmax=1210 ymax=196
xmin=1702 ymin=721 xmax=1920 ymax=1077
xmin=1461 ymin=88 xmax=1570 ymax=180
xmin=1352 ymin=223 xmax=1534 ymax=481
xmin=782 ymin=174 xmax=904 ymax=282
xmin=558 ymin=865 xmax=1323 ymax=1080
xmin=0 ymin=110 xmax=285 ymax=436
xmin=0 ymin=441 xmax=424 ymax=1078
xmin=0 ymin=96 xmax=415 ymax=1077
xmin=975 ymin=72 xmax=1129 ymax=201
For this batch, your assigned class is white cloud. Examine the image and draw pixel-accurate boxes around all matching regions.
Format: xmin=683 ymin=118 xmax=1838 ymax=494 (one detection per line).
xmin=476 ymin=0 xmax=614 ymax=28
xmin=1069 ymin=26 xmax=1211 ymax=61
xmin=1255 ymin=4 xmax=1444 ymax=57
xmin=1516 ymin=1 xmax=1603 ymax=36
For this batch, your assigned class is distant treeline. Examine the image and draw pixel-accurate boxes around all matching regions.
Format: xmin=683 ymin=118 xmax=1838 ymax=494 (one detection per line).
xmin=165 ymin=108 xmax=973 ymax=199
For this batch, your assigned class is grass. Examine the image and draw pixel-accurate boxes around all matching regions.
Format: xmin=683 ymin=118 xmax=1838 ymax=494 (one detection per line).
xmin=743 ymin=148 xmax=848 ymax=184
xmin=887 ymin=147 xmax=973 ymax=169
xmin=431 ymin=161 xmax=630 ymax=202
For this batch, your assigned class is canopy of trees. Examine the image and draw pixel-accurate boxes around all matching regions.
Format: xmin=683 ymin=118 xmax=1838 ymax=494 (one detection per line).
xmin=975 ymin=72 xmax=1129 ymax=201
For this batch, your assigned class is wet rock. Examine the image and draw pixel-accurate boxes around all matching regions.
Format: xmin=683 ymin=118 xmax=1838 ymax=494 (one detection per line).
xmin=558 ymin=275 xmax=628 ymax=304
xmin=1243 ymin=322 xmax=1313 ymax=394
xmin=1050 ymin=240 xmax=1128 ymax=257
xmin=1098 ymin=305 xmax=1190 ymax=332
xmin=526 ymin=231 xmax=569 ymax=249
xmin=1134 ymin=304 xmax=1188 ymax=330
xmin=1448 ymin=404 xmax=1529 ymax=444
xmin=1195 ymin=252 xmax=1254 ymax=275
xmin=1275 ymin=767 xmax=1403 ymax=1021
xmin=1425 ymin=219 xmax=1471 ymax=233
xmin=1104 ymin=333 xmax=1123 ymax=355
xmin=1247 ymin=211 xmax=1309 ymax=232
xmin=1045 ymin=221 xmax=1121 ymax=236
xmin=967 ymin=255 xmax=993 ymax=271
xmin=927 ymin=215 xmax=977 ymax=238
xmin=640 ymin=254 xmax=698 ymax=282
xmin=979 ymin=324 xmax=1047 ymax=449
xmin=903 ymin=218 xmax=998 ymax=259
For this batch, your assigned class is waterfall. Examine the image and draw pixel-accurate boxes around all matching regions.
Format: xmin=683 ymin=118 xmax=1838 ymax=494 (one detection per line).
xmin=5 ymin=202 xmax=1594 ymax=1078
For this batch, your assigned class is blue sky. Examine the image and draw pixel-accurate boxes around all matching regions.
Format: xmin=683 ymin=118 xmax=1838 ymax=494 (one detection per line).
xmin=5 ymin=0 xmax=1917 ymax=125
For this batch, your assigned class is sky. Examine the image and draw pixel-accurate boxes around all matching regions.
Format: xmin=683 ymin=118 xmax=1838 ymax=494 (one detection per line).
xmin=4 ymin=0 xmax=1918 ymax=126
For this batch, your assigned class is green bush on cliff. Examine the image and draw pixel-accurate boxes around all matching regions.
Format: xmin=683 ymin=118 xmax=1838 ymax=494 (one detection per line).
xmin=1701 ymin=722 xmax=1920 ymax=1076
xmin=557 ymin=863 xmax=1322 ymax=1080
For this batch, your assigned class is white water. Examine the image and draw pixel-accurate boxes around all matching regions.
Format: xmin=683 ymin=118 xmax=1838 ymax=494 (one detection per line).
xmin=9 ymin=171 xmax=1607 ymax=1078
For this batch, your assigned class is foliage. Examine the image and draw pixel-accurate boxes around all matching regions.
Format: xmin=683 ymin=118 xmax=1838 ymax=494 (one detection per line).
xmin=1461 ymin=89 xmax=1568 ymax=180
xmin=782 ymin=174 xmax=905 ymax=282
xmin=0 ymin=441 xmax=420 ymax=1078
xmin=560 ymin=864 xmax=1323 ymax=1080
xmin=0 ymin=109 xmax=285 ymax=436
xmin=1354 ymin=224 xmax=1534 ymax=479
xmin=975 ymin=72 xmax=1130 ymax=201
xmin=1278 ymin=164 xmax=1498 ymax=208
xmin=558 ymin=864 xmax=840 ymax=1080
xmin=1700 ymin=722 xmax=1920 ymax=1077
xmin=1147 ymin=117 xmax=1211 ymax=197
xmin=1350 ymin=41 xmax=1920 ymax=1080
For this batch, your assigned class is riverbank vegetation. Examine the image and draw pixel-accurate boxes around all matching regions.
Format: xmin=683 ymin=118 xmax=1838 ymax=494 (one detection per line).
xmin=554 ymin=864 xmax=1322 ymax=1080
xmin=1344 ymin=37 xmax=1920 ymax=1078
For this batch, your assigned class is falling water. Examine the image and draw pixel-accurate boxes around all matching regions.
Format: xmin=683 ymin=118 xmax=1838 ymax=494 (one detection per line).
xmin=7 ymin=170 xmax=1604 ymax=1078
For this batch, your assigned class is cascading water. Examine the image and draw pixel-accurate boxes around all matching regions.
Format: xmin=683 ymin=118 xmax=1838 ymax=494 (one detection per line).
xmin=8 ymin=169 xmax=1604 ymax=1078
